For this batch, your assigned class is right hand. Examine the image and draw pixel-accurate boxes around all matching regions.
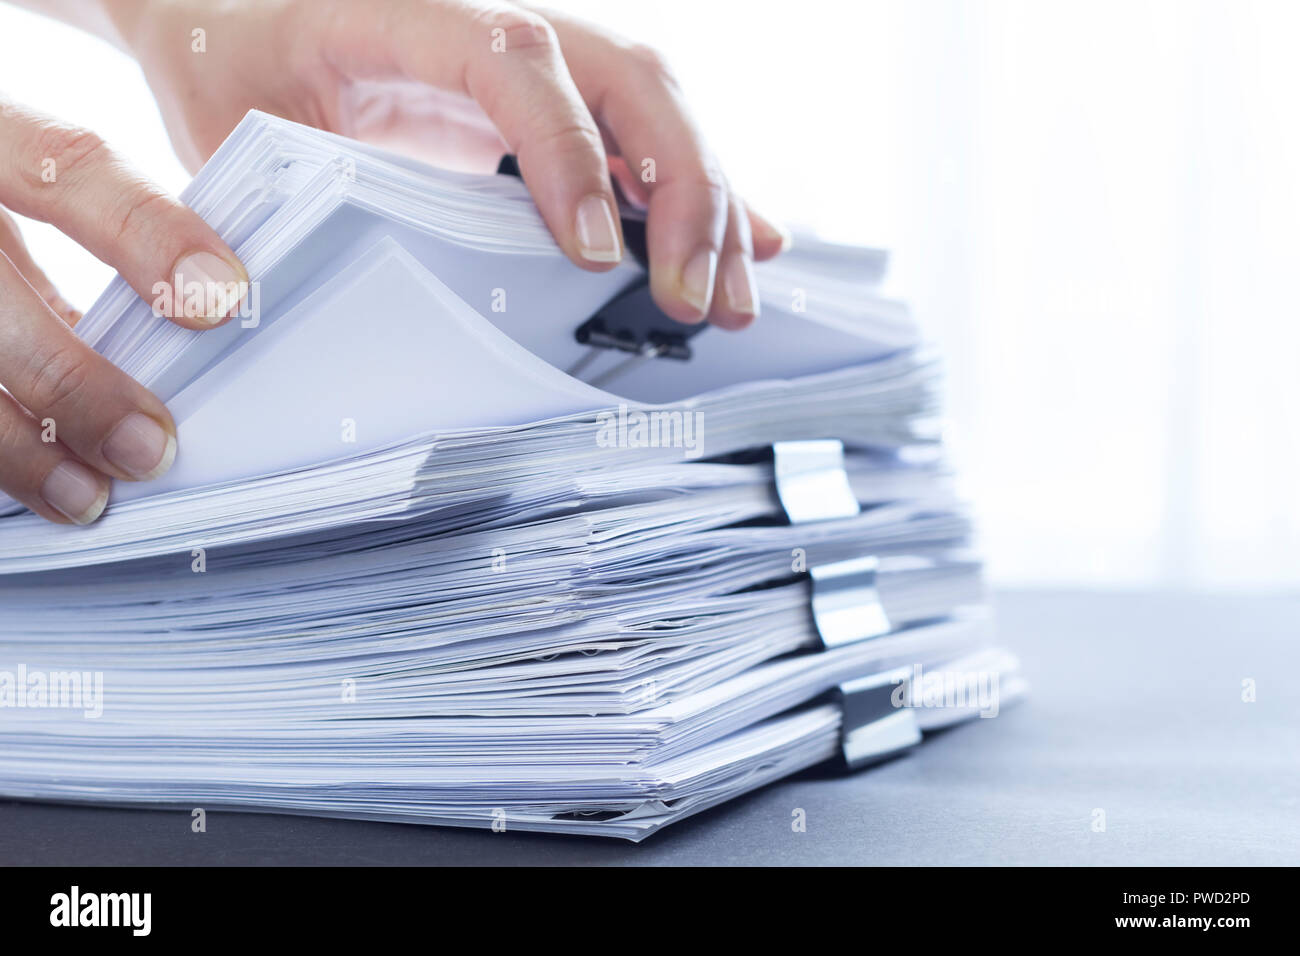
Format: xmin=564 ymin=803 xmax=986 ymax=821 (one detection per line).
xmin=120 ymin=0 xmax=790 ymax=329
xmin=0 ymin=97 xmax=247 ymax=525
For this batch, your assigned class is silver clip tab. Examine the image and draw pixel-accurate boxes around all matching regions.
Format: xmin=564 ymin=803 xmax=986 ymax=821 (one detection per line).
xmin=836 ymin=666 xmax=922 ymax=769
xmin=810 ymin=555 xmax=892 ymax=647
xmin=772 ymin=439 xmax=893 ymax=645
xmin=773 ymin=439 xmax=911 ymax=769
xmin=773 ymin=439 xmax=860 ymax=524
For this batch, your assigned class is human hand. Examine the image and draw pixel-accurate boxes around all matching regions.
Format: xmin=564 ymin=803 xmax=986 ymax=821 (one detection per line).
xmin=113 ymin=0 xmax=790 ymax=329
xmin=0 ymin=98 xmax=247 ymax=524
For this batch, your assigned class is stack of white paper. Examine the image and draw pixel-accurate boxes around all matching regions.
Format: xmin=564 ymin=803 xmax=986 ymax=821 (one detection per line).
xmin=0 ymin=113 xmax=1022 ymax=840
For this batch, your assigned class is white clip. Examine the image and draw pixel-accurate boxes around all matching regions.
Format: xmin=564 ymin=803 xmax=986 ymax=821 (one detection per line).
xmin=772 ymin=440 xmax=892 ymax=645
xmin=773 ymin=439 xmax=860 ymax=523
xmin=773 ymin=439 xmax=911 ymax=769
xmin=810 ymin=555 xmax=892 ymax=648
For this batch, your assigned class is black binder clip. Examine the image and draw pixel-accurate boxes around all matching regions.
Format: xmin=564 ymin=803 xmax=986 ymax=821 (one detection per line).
xmin=497 ymin=154 xmax=706 ymax=388
xmin=835 ymin=667 xmax=922 ymax=770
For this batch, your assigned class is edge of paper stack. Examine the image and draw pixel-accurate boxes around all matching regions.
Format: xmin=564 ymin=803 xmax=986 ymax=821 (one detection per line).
xmin=0 ymin=112 xmax=1024 ymax=840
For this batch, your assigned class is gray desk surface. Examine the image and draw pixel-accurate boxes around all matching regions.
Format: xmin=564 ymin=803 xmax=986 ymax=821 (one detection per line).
xmin=3 ymin=589 xmax=1297 ymax=866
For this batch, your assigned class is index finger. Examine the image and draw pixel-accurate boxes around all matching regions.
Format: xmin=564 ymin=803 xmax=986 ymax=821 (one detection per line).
xmin=328 ymin=0 xmax=625 ymax=270
xmin=523 ymin=10 xmax=732 ymax=324
xmin=0 ymin=99 xmax=249 ymax=328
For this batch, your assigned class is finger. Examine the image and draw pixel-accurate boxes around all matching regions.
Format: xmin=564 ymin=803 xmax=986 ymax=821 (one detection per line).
xmin=0 ymin=99 xmax=248 ymax=328
xmin=607 ymin=156 xmax=648 ymax=209
xmin=527 ymin=12 xmax=729 ymax=323
xmin=747 ymin=204 xmax=792 ymax=262
xmin=0 ymin=388 xmax=108 ymax=525
xmin=708 ymin=192 xmax=760 ymax=330
xmin=0 ymin=253 xmax=177 ymax=484
xmin=330 ymin=1 xmax=623 ymax=269
xmin=0 ymin=206 xmax=80 ymax=324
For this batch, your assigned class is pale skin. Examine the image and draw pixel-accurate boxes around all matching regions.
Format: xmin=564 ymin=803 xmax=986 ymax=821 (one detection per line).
xmin=0 ymin=0 xmax=790 ymax=525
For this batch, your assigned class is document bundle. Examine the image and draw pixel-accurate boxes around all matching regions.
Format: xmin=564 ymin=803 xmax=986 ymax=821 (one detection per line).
xmin=0 ymin=113 xmax=1023 ymax=840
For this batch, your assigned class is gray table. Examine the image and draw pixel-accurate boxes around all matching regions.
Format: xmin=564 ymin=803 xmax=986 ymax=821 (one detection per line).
xmin=3 ymin=590 xmax=1297 ymax=865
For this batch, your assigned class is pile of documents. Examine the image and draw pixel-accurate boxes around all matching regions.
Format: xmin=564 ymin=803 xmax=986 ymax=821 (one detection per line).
xmin=0 ymin=113 xmax=1022 ymax=840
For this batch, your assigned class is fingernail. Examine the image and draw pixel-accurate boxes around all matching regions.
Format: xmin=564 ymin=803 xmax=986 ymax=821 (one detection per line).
xmin=722 ymin=253 xmax=759 ymax=317
xmin=172 ymin=251 xmax=248 ymax=324
xmin=103 ymin=412 xmax=176 ymax=481
xmin=575 ymin=195 xmax=622 ymax=263
xmin=680 ymin=247 xmax=718 ymax=317
xmin=41 ymin=460 xmax=108 ymax=525
xmin=750 ymin=211 xmax=793 ymax=253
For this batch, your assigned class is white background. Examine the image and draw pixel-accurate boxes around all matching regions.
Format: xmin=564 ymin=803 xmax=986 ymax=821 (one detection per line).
xmin=1 ymin=0 xmax=1296 ymax=591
